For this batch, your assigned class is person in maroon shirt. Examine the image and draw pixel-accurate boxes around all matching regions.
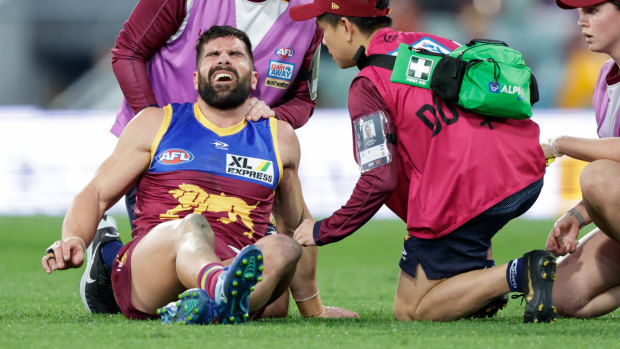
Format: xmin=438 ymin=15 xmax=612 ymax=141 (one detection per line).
xmin=290 ymin=0 xmax=558 ymax=323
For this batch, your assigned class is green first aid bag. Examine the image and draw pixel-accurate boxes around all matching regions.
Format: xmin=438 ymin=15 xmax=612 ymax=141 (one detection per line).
xmin=363 ymin=39 xmax=539 ymax=119
xmin=432 ymin=39 xmax=538 ymax=119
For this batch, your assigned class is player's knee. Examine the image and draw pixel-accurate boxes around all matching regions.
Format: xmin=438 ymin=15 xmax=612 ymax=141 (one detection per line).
xmin=182 ymin=213 xmax=209 ymax=226
xmin=178 ymin=213 xmax=214 ymax=243
xmin=271 ymin=234 xmax=302 ymax=265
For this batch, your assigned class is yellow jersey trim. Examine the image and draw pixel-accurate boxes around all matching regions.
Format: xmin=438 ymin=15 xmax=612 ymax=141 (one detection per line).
xmin=193 ymin=103 xmax=247 ymax=136
xmin=270 ymin=117 xmax=283 ymax=188
xmin=150 ymin=105 xmax=173 ymax=165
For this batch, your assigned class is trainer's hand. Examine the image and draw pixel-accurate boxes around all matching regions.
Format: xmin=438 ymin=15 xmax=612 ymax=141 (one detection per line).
xmin=245 ymin=97 xmax=275 ymax=122
xmin=41 ymin=236 xmax=86 ymax=274
xmin=546 ymin=213 xmax=579 ymax=256
xmin=294 ymin=219 xmax=317 ymax=246
xmin=320 ymin=306 xmax=359 ymax=319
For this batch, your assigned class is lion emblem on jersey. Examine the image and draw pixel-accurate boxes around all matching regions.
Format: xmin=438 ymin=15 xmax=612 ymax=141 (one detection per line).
xmin=160 ymin=183 xmax=260 ymax=240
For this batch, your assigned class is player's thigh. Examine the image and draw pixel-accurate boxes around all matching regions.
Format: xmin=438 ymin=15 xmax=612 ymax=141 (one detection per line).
xmin=394 ymin=264 xmax=443 ymax=321
xmin=554 ymin=229 xmax=620 ymax=308
xmin=130 ymin=220 xmax=186 ymax=313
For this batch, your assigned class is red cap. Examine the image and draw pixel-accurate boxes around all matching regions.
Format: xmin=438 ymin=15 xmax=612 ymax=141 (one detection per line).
xmin=290 ymin=0 xmax=390 ymax=21
xmin=556 ymin=0 xmax=608 ymax=9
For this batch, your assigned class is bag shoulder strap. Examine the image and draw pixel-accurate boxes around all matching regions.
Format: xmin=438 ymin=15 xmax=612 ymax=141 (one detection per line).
xmin=354 ymin=46 xmax=396 ymax=71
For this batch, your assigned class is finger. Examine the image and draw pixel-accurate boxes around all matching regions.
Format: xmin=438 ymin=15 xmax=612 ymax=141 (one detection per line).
xmin=48 ymin=255 xmax=59 ymax=271
xmin=42 ymin=255 xmax=53 ymax=274
xmin=71 ymin=245 xmax=86 ymax=267
xmin=53 ymin=244 xmax=65 ymax=269
xmin=248 ymin=97 xmax=259 ymax=107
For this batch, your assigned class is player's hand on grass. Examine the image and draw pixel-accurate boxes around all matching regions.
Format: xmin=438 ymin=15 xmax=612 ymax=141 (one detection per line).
xmin=546 ymin=213 xmax=579 ymax=256
xmin=42 ymin=237 xmax=86 ymax=274
xmin=245 ymin=97 xmax=275 ymax=122
xmin=294 ymin=218 xmax=317 ymax=246
xmin=320 ymin=306 xmax=359 ymax=318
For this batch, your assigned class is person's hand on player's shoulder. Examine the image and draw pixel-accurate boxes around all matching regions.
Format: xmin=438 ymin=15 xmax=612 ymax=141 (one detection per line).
xmin=245 ymin=97 xmax=276 ymax=122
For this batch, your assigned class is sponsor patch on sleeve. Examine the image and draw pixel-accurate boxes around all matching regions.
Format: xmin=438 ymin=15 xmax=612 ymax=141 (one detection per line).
xmin=267 ymin=60 xmax=295 ymax=81
xmin=265 ymin=60 xmax=295 ymax=89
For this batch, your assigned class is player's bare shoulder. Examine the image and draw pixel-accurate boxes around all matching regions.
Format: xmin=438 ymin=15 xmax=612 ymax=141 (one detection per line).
xmin=275 ymin=119 xmax=301 ymax=167
xmin=118 ymin=107 xmax=168 ymax=150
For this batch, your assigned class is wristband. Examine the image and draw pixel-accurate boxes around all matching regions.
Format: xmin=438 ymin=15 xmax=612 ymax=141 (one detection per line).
xmin=567 ymin=208 xmax=586 ymax=229
xmin=294 ymin=291 xmax=326 ymax=317
xmin=65 ymin=236 xmax=86 ymax=251
xmin=549 ymin=138 xmax=561 ymax=157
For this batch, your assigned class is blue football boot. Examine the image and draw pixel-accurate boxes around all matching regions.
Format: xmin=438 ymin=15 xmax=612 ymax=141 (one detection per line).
xmin=215 ymin=245 xmax=264 ymax=324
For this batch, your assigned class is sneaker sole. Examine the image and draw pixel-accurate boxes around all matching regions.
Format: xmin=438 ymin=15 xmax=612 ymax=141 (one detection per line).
xmin=218 ymin=246 xmax=263 ymax=324
xmin=524 ymin=254 xmax=557 ymax=323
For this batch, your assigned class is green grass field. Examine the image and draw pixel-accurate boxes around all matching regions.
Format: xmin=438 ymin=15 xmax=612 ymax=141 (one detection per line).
xmin=1 ymin=216 xmax=619 ymax=348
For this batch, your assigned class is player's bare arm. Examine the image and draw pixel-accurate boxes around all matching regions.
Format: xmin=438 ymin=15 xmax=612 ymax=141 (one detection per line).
xmin=272 ymin=119 xmax=304 ymax=233
xmin=42 ymin=107 xmax=165 ymax=274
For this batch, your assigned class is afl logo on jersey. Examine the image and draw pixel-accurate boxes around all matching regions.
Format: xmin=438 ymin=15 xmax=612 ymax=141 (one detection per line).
xmin=275 ymin=46 xmax=294 ymax=59
xmin=157 ymin=149 xmax=194 ymax=165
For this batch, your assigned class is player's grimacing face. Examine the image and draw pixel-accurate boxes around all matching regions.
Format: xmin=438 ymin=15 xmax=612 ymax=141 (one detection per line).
xmin=577 ymin=2 xmax=620 ymax=57
xmin=195 ymin=36 xmax=257 ymax=109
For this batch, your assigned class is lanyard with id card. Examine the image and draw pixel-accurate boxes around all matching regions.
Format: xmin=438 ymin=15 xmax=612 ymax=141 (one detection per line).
xmin=354 ymin=111 xmax=392 ymax=173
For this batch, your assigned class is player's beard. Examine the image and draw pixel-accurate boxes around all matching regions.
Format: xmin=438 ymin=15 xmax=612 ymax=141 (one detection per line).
xmin=199 ymin=66 xmax=252 ymax=110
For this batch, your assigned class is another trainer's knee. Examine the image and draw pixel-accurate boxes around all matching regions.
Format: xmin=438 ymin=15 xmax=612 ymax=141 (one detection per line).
xmin=581 ymin=160 xmax=616 ymax=204
xmin=555 ymin=292 xmax=590 ymax=318
xmin=393 ymin=298 xmax=425 ymax=321
xmin=393 ymin=303 xmax=413 ymax=321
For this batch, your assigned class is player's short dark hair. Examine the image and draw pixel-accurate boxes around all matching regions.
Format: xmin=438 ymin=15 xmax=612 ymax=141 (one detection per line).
xmin=611 ymin=0 xmax=620 ymax=10
xmin=317 ymin=0 xmax=392 ymax=35
xmin=195 ymin=25 xmax=254 ymax=66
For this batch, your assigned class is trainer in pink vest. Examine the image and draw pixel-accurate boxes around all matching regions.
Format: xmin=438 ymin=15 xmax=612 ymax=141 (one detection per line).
xmin=593 ymin=59 xmax=620 ymax=137
xmin=112 ymin=0 xmax=316 ymax=137
xmin=356 ymin=28 xmax=546 ymax=239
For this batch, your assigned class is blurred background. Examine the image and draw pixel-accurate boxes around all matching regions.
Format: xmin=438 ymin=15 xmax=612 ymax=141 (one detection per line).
xmin=0 ymin=0 xmax=607 ymax=219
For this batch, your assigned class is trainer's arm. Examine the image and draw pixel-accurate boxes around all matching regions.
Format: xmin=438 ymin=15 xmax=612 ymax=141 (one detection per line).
xmin=550 ymin=136 xmax=620 ymax=162
xmin=111 ymin=0 xmax=186 ymax=114
xmin=293 ymin=77 xmax=398 ymax=246
xmin=43 ymin=108 xmax=163 ymax=274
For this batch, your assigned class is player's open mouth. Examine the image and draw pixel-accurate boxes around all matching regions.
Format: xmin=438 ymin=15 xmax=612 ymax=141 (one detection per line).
xmin=214 ymin=73 xmax=234 ymax=82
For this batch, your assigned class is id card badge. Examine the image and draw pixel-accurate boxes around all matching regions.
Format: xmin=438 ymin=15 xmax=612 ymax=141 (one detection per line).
xmin=354 ymin=111 xmax=392 ymax=173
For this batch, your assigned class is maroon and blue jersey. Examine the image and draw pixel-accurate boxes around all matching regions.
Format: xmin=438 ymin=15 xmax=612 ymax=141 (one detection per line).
xmin=133 ymin=102 xmax=282 ymax=260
